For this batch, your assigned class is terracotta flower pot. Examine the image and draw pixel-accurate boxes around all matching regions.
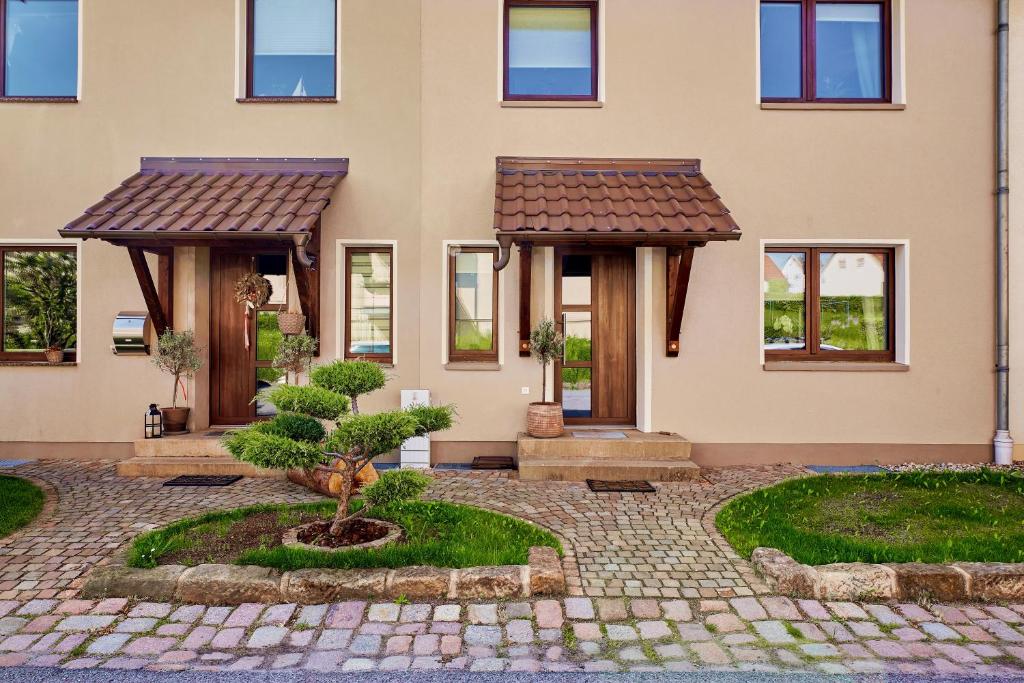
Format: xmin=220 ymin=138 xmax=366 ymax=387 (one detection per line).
xmin=161 ymin=406 xmax=190 ymax=434
xmin=527 ymin=402 xmax=564 ymax=438
xmin=44 ymin=347 xmax=64 ymax=364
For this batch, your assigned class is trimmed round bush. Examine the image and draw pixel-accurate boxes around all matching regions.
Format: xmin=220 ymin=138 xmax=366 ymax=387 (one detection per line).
xmin=260 ymin=412 xmax=327 ymax=443
xmin=311 ymin=360 xmax=387 ymax=399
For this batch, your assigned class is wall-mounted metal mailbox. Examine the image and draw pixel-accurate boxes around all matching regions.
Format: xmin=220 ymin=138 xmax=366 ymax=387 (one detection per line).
xmin=112 ymin=311 xmax=151 ymax=355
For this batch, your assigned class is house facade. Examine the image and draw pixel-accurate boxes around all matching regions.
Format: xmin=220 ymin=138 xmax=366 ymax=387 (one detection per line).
xmin=0 ymin=0 xmax=1006 ymax=468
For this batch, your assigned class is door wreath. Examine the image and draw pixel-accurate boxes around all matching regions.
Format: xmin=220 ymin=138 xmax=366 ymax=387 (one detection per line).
xmin=234 ymin=272 xmax=272 ymax=350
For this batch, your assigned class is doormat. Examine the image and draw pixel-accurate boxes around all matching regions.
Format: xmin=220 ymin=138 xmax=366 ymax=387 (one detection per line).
xmin=572 ymin=431 xmax=627 ymax=440
xmin=587 ymin=479 xmax=656 ymax=493
xmin=163 ymin=475 xmax=243 ymax=487
xmin=807 ymin=465 xmax=885 ymax=474
xmin=203 ymin=430 xmax=230 ymax=437
xmin=472 ymin=456 xmax=516 ymax=470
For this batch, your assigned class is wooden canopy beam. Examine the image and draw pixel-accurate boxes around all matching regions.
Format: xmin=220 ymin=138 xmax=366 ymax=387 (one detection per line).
xmin=290 ymin=225 xmax=321 ymax=354
xmin=127 ymin=246 xmax=169 ymax=337
xmin=157 ymin=249 xmax=174 ymax=327
xmin=666 ymin=246 xmax=695 ymax=357
xmin=518 ymin=243 xmax=533 ymax=356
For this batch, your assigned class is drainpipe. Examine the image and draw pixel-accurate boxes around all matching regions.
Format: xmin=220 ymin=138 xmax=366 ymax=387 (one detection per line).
xmin=995 ymin=0 xmax=1013 ymax=465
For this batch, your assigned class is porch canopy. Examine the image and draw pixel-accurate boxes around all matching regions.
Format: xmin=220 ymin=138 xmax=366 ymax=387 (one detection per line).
xmin=59 ymin=157 xmax=348 ymax=339
xmin=492 ymin=157 xmax=740 ymax=356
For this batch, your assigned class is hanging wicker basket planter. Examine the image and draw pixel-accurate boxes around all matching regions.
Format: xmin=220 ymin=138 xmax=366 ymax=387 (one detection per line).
xmin=278 ymin=311 xmax=306 ymax=336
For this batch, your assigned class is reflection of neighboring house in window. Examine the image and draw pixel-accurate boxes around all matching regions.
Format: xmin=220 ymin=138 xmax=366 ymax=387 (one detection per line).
xmin=781 ymin=255 xmax=805 ymax=293
xmin=763 ymin=255 xmax=785 ymax=293
xmin=820 ymin=254 xmax=885 ymax=296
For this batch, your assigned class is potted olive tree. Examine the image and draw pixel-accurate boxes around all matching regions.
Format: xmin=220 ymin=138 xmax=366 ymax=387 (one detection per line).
xmin=527 ymin=318 xmax=565 ymax=438
xmin=224 ymin=359 xmax=454 ymax=544
xmin=152 ymin=330 xmax=203 ymax=433
xmin=272 ymin=332 xmax=318 ymax=385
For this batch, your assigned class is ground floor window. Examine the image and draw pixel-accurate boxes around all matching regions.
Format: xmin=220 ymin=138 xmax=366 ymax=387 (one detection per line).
xmin=764 ymin=246 xmax=894 ymax=361
xmin=345 ymin=246 xmax=393 ymax=363
xmin=448 ymin=246 xmax=499 ymax=363
xmin=0 ymin=245 xmax=77 ymax=362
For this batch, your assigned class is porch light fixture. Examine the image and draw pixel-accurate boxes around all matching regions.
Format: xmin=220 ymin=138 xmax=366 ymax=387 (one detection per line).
xmin=145 ymin=403 xmax=163 ymax=439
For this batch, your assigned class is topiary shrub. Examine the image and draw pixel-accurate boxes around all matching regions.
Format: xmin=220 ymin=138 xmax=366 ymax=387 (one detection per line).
xmin=224 ymin=359 xmax=455 ymax=539
xmin=310 ymin=360 xmax=387 ymax=414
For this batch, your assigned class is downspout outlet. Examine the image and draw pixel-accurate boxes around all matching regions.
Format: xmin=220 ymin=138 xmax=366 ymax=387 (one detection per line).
xmin=994 ymin=430 xmax=1014 ymax=466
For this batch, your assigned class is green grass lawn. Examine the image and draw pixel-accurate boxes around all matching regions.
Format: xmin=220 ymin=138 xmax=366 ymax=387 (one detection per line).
xmin=0 ymin=476 xmax=44 ymax=539
xmin=127 ymin=500 xmax=562 ymax=571
xmin=716 ymin=469 xmax=1024 ymax=565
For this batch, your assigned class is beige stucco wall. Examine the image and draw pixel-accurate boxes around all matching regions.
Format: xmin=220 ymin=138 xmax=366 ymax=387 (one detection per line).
xmin=1011 ymin=0 xmax=1024 ymax=462
xmin=0 ymin=0 xmax=999 ymax=461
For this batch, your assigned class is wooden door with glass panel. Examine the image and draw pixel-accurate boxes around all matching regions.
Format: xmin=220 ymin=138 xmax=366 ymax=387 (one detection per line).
xmin=210 ymin=251 xmax=290 ymax=425
xmin=554 ymin=249 xmax=635 ymax=425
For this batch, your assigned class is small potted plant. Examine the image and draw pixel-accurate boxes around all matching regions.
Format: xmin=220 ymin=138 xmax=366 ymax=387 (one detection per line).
xmin=272 ymin=333 xmax=318 ymax=385
xmin=527 ymin=318 xmax=565 ymax=438
xmin=152 ymin=330 xmax=203 ymax=434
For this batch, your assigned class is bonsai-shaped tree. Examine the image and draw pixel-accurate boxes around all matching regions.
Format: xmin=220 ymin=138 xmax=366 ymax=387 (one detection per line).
xmin=273 ymin=333 xmax=318 ymax=385
xmin=530 ymin=318 xmax=565 ymax=403
xmin=3 ymin=251 xmax=77 ymax=352
xmin=224 ymin=360 xmax=454 ymax=537
xmin=152 ymin=330 xmax=204 ymax=408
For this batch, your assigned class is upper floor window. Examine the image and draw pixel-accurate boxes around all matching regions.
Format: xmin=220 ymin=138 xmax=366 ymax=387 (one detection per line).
xmin=760 ymin=0 xmax=891 ymax=103
xmin=246 ymin=0 xmax=336 ymax=99
xmin=448 ymin=247 xmax=499 ymax=363
xmin=1 ymin=0 xmax=78 ymax=98
xmin=763 ymin=247 xmax=894 ymax=362
xmin=1 ymin=245 xmax=77 ymax=362
xmin=503 ymin=1 xmax=598 ymax=101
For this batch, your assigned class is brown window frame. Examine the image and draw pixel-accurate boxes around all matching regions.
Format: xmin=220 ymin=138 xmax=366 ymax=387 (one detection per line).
xmin=0 ymin=244 xmax=78 ymax=362
xmin=503 ymin=0 xmax=599 ymax=102
xmin=244 ymin=0 xmax=338 ymax=102
xmin=0 ymin=0 xmax=79 ymax=102
xmin=448 ymin=246 xmax=500 ymax=363
xmin=760 ymin=0 xmax=893 ymax=104
xmin=344 ymin=246 xmax=394 ymax=364
xmin=764 ymin=246 xmax=896 ymax=362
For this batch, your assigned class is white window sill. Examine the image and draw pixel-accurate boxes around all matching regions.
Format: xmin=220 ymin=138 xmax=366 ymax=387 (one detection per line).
xmin=764 ymin=361 xmax=909 ymax=372
xmin=761 ymin=102 xmax=906 ymax=111
xmin=501 ymin=100 xmax=603 ymax=109
xmin=444 ymin=362 xmax=502 ymax=371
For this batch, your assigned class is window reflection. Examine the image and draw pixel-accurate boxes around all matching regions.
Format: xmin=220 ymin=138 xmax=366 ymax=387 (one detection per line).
xmin=763 ymin=252 xmax=807 ymax=351
xmin=819 ymin=252 xmax=888 ymax=351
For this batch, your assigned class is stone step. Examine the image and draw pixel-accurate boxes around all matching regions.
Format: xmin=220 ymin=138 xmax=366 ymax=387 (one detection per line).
xmin=517 ymin=430 xmax=693 ymax=463
xmin=132 ymin=433 xmax=233 ymax=459
xmin=518 ymin=458 xmax=701 ymax=482
xmin=116 ymin=456 xmax=282 ymax=479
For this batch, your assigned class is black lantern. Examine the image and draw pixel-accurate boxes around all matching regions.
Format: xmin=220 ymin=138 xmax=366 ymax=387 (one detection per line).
xmin=145 ymin=404 xmax=163 ymax=439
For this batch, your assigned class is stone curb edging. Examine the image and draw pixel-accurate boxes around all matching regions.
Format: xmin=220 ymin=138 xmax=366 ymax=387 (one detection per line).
xmin=79 ymin=546 xmax=565 ymax=605
xmin=752 ymin=547 xmax=1024 ymax=603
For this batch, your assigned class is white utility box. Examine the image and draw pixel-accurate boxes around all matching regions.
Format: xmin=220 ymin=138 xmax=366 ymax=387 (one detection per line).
xmin=400 ymin=389 xmax=431 ymax=469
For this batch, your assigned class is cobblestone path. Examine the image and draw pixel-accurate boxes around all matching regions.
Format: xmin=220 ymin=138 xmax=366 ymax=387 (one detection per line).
xmin=0 ymin=596 xmax=1023 ymax=676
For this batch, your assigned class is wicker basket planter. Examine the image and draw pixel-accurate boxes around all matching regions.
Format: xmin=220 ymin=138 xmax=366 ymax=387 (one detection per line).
xmin=278 ymin=312 xmax=306 ymax=335
xmin=44 ymin=347 xmax=64 ymax=364
xmin=527 ymin=402 xmax=564 ymax=438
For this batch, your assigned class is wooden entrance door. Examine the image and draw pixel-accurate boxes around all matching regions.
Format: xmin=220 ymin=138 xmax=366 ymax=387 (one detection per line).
xmin=555 ymin=249 xmax=636 ymax=425
xmin=210 ymin=250 xmax=289 ymax=425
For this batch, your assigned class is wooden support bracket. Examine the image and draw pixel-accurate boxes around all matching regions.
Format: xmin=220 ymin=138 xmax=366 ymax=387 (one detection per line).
xmin=666 ymin=246 xmax=695 ymax=357
xmin=290 ymin=226 xmax=321 ymax=354
xmin=157 ymin=249 xmax=174 ymax=327
xmin=127 ymin=246 xmax=169 ymax=337
xmin=518 ymin=242 xmax=533 ymax=356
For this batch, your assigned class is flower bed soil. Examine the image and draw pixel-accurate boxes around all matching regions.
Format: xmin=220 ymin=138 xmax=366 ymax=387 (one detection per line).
xmin=296 ymin=518 xmax=392 ymax=548
xmin=161 ymin=510 xmax=326 ymax=566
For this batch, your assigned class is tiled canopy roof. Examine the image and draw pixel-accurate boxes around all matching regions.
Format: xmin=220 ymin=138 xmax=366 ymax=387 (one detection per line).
xmin=60 ymin=157 xmax=348 ymax=238
xmin=493 ymin=157 xmax=739 ymax=236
